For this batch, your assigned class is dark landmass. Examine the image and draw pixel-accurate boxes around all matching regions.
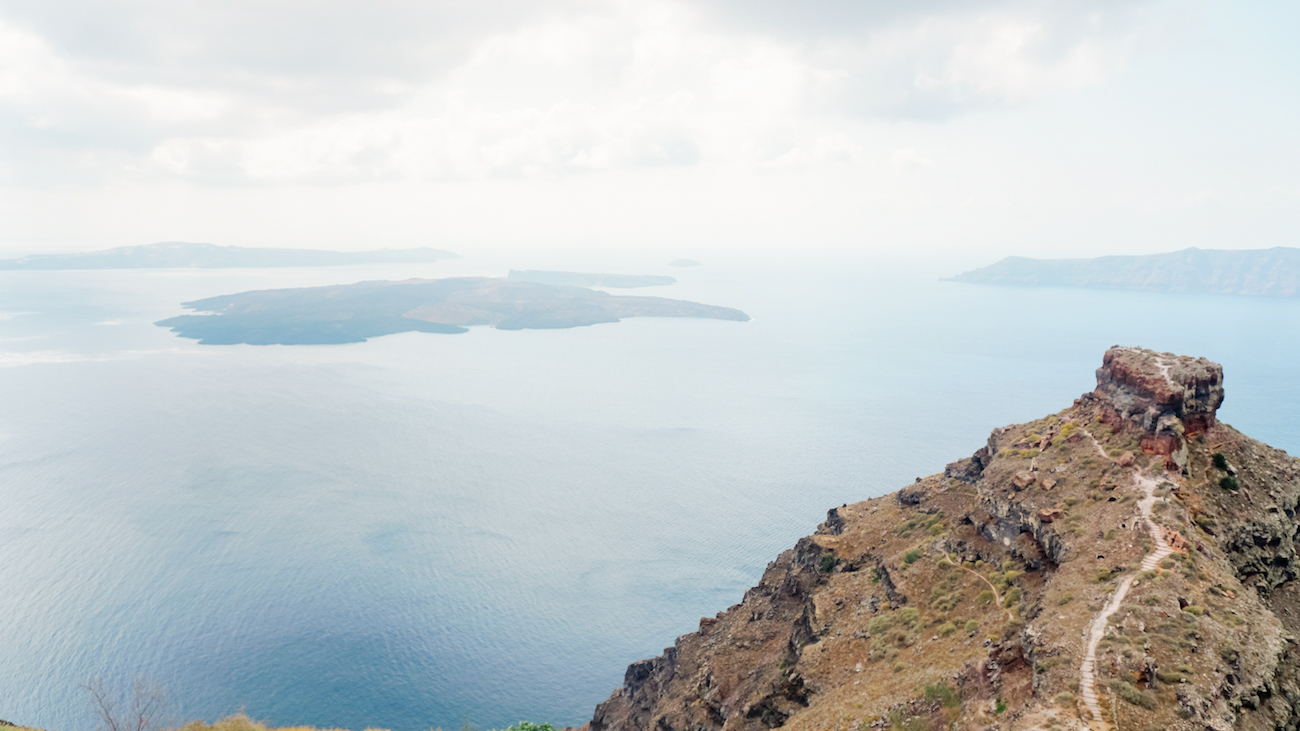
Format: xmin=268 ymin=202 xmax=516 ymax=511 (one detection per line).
xmin=947 ymin=246 xmax=1300 ymax=296
xmin=0 ymin=241 xmax=459 ymax=270
xmin=590 ymin=346 xmax=1300 ymax=731
xmin=507 ymin=270 xmax=677 ymax=288
xmin=155 ymin=277 xmax=749 ymax=344
xmin=669 ymin=259 xmax=700 ymax=267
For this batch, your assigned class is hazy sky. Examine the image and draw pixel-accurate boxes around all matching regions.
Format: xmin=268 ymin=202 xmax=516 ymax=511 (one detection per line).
xmin=0 ymin=0 xmax=1296 ymax=262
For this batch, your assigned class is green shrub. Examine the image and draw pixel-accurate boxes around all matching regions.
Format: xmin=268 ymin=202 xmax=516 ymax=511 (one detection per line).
xmin=819 ymin=552 xmax=838 ymax=573
xmin=1182 ymin=605 xmax=1204 ymax=616
xmin=1110 ymin=680 xmax=1157 ymax=710
xmin=504 ymin=724 xmax=560 ymax=731
xmin=1212 ymin=453 xmax=1228 ymax=470
xmin=965 ymin=619 xmax=980 ymax=633
xmin=1057 ymin=593 xmax=1074 ymax=606
xmin=898 ymin=607 xmax=920 ymax=626
xmin=977 ymin=590 xmax=994 ymax=604
xmin=1220 ymin=476 xmax=1239 ymax=491
xmin=994 ymin=697 xmax=1007 ymax=714
xmin=938 ymin=621 xmax=957 ymax=637
xmin=1003 ymin=588 xmax=1022 ymax=608
xmin=924 ymin=682 xmax=961 ymax=708
xmin=1054 ymin=691 xmax=1076 ymax=707
xmin=903 ymin=548 xmax=923 ymax=564
xmin=868 ymin=615 xmax=894 ymax=634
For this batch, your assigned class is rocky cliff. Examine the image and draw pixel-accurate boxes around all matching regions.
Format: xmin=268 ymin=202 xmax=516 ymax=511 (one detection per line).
xmin=587 ymin=346 xmax=1300 ymax=731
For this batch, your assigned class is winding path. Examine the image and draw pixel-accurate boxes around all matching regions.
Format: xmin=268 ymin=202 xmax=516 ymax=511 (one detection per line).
xmin=1076 ymin=438 xmax=1177 ymax=730
xmin=939 ymin=551 xmax=1015 ymax=623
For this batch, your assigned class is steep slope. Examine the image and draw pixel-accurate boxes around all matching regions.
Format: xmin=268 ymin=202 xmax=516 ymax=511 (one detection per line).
xmin=588 ymin=347 xmax=1300 ymax=731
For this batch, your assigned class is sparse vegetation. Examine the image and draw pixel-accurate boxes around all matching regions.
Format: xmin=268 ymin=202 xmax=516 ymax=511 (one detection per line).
xmin=1219 ymin=476 xmax=1239 ymax=491
xmin=924 ymin=682 xmax=960 ymax=709
xmin=819 ymin=552 xmax=838 ymax=573
xmin=903 ymin=548 xmax=923 ymax=565
xmin=1110 ymin=680 xmax=1157 ymax=710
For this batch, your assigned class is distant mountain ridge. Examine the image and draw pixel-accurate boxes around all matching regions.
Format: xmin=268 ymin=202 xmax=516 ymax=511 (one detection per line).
xmin=947 ymin=246 xmax=1300 ymax=296
xmin=0 ymin=241 xmax=459 ymax=270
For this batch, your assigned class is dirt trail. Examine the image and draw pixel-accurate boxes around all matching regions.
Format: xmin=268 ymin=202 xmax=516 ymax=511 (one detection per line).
xmin=1076 ymin=455 xmax=1176 ymax=730
xmin=1078 ymin=358 xmax=1181 ymax=729
xmin=940 ymin=551 xmax=1015 ymax=623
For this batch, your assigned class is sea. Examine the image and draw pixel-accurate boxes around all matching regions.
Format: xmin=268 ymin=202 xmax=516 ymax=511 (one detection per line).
xmin=2 ymin=254 xmax=1298 ymax=731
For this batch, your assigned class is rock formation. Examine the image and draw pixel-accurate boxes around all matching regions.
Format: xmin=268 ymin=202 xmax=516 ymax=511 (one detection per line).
xmin=1090 ymin=346 xmax=1225 ymax=468
xmin=587 ymin=347 xmax=1300 ymax=731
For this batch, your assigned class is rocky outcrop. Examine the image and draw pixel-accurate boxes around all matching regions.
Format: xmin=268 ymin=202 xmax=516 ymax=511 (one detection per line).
xmin=589 ymin=537 xmax=823 ymax=731
xmin=1094 ymin=347 xmax=1225 ymax=461
xmin=588 ymin=348 xmax=1300 ymax=731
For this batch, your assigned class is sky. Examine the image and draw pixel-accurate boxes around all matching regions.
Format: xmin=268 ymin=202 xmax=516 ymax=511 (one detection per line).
xmin=0 ymin=0 xmax=1296 ymax=263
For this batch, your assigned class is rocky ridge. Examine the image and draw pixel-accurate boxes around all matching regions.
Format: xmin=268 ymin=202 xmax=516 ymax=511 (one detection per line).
xmin=587 ymin=346 xmax=1300 ymax=731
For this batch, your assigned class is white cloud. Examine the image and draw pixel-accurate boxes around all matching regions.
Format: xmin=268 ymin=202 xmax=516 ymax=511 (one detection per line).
xmin=889 ymin=147 xmax=933 ymax=170
xmin=0 ymin=0 xmax=1169 ymax=185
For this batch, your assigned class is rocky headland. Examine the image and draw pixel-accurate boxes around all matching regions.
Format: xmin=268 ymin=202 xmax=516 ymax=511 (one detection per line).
xmin=586 ymin=346 xmax=1300 ymax=731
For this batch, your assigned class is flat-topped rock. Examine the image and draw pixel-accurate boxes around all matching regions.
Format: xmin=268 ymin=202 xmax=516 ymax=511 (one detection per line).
xmin=1092 ymin=346 xmax=1224 ymax=466
xmin=1095 ymin=345 xmax=1224 ymax=432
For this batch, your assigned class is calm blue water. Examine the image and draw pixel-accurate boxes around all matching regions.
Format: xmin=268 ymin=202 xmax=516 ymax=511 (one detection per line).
xmin=2 ymin=255 xmax=1298 ymax=730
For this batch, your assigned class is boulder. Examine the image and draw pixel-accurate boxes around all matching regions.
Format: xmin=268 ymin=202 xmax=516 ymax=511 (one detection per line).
xmin=1012 ymin=472 xmax=1036 ymax=491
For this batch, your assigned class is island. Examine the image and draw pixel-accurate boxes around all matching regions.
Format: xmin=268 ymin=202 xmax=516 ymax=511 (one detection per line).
xmin=506 ymin=270 xmax=676 ymax=288
xmin=155 ymin=277 xmax=750 ymax=344
xmin=946 ymin=246 xmax=1300 ymax=296
xmin=0 ymin=241 xmax=459 ymax=270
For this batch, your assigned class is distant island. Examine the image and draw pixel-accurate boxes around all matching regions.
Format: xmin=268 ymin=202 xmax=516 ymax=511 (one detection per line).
xmin=155 ymin=277 xmax=749 ymax=344
xmin=507 ymin=270 xmax=676 ymax=288
xmin=0 ymin=241 xmax=459 ymax=270
xmin=946 ymin=246 xmax=1300 ymax=296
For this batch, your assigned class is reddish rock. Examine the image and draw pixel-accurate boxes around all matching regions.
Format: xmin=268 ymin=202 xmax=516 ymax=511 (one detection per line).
xmin=1119 ymin=451 xmax=1136 ymax=467
xmin=1162 ymin=527 xmax=1188 ymax=552
xmin=1041 ymin=478 xmax=1057 ymax=490
xmin=1012 ymin=472 xmax=1036 ymax=491
xmin=1037 ymin=507 xmax=1064 ymax=523
xmin=1094 ymin=346 xmax=1224 ymax=436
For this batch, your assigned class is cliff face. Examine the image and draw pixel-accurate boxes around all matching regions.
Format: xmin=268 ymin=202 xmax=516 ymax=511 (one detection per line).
xmin=588 ymin=347 xmax=1300 ymax=731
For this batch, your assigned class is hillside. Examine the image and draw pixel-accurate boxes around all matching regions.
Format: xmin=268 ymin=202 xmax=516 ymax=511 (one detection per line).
xmin=946 ymin=247 xmax=1300 ymax=296
xmin=587 ymin=346 xmax=1300 ymax=731
xmin=0 ymin=242 xmax=459 ymax=270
